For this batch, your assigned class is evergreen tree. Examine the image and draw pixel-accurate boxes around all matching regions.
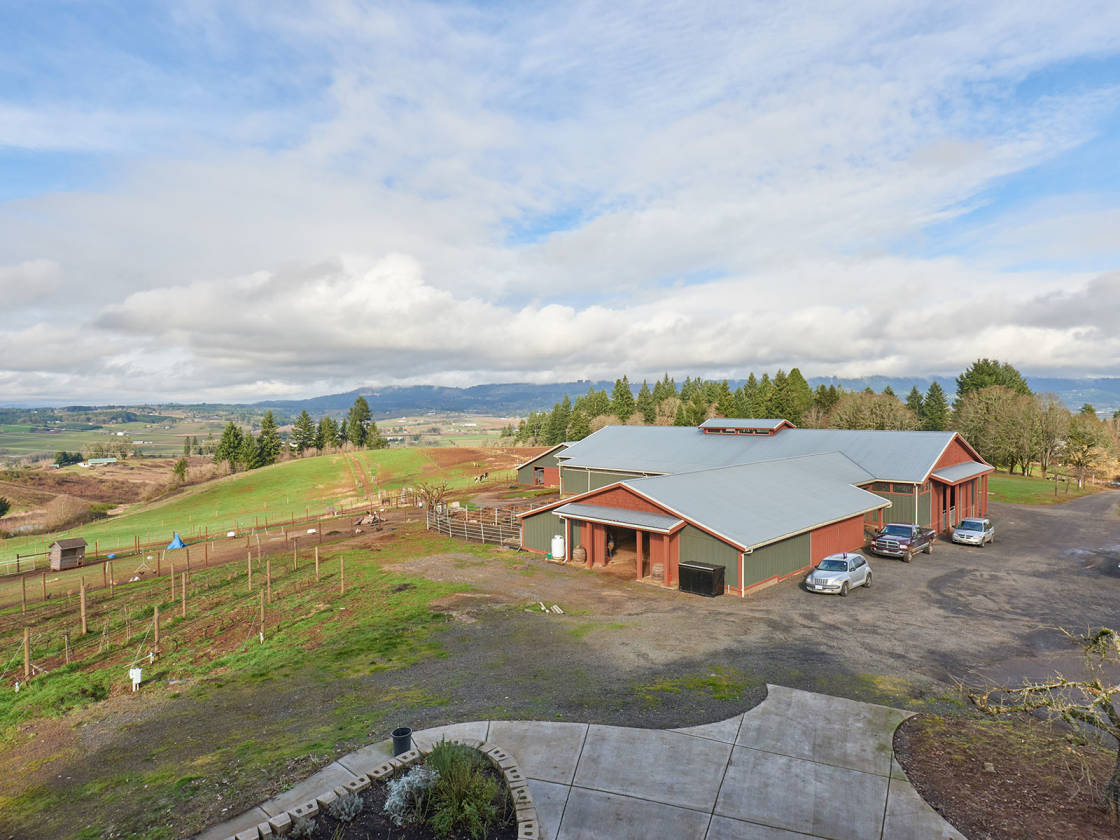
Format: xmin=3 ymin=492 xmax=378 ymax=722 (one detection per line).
xmin=567 ymin=408 xmax=592 ymax=441
xmin=768 ymin=370 xmax=790 ymax=419
xmin=882 ymin=385 xmax=896 ymax=398
xmin=183 ymin=436 xmax=192 ymax=457
xmin=582 ymin=387 xmax=611 ymax=418
xmin=337 ymin=417 xmax=349 ymax=445
xmin=546 ymin=397 xmax=572 ymax=444
xmin=611 ymin=376 xmax=635 ymax=421
xmin=257 ymin=411 xmax=282 ymax=465
xmin=214 ymin=422 xmax=244 ymax=470
xmin=316 ymin=415 xmax=340 ymax=450
xmin=905 ymin=386 xmax=924 ymax=418
xmin=347 ymin=397 xmax=372 ymax=446
xmin=652 ymin=374 xmax=676 ymax=403
xmin=636 ymin=380 xmax=656 ymax=423
xmin=366 ymin=419 xmax=388 ymax=449
xmin=741 ymin=373 xmax=764 ymax=417
xmin=292 ymin=410 xmax=317 ymax=453
xmin=956 ymin=359 xmax=1031 ymax=401
xmin=715 ymin=381 xmax=737 ymax=417
xmin=238 ymin=432 xmax=262 ymax=470
xmin=757 ymin=374 xmax=774 ymax=416
xmin=786 ymin=368 xmax=814 ymax=425
xmin=922 ymin=382 xmax=950 ymax=431
xmin=672 ymin=402 xmax=689 ymax=426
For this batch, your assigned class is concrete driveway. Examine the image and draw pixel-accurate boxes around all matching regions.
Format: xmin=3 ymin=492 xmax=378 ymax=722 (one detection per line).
xmin=199 ymin=684 xmax=963 ymax=840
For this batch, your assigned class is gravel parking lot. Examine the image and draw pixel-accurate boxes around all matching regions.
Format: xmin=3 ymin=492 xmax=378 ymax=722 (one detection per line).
xmin=393 ymin=489 xmax=1120 ymax=724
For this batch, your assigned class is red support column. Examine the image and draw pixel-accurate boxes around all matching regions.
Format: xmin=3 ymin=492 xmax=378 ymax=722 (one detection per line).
xmin=635 ymin=531 xmax=644 ymax=580
xmin=668 ymin=533 xmax=679 ymax=586
xmin=592 ymin=524 xmax=605 ymax=568
xmin=660 ymin=534 xmax=670 ymax=586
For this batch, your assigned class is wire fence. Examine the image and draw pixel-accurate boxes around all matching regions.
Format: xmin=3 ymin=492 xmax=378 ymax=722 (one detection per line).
xmin=0 ymin=490 xmax=423 ymax=578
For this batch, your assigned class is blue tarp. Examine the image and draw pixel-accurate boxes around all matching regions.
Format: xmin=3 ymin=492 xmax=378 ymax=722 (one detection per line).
xmin=167 ymin=532 xmax=186 ymax=550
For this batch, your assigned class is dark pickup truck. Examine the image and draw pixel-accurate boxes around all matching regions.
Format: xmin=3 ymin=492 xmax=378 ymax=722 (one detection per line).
xmin=869 ymin=523 xmax=935 ymax=562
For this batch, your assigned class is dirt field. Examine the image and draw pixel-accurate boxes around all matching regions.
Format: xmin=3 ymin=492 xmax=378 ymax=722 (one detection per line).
xmin=1 ymin=490 xmax=1117 ymax=838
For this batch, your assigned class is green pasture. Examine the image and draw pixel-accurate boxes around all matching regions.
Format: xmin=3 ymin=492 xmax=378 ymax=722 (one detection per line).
xmin=0 ymin=449 xmax=510 ymax=565
xmin=986 ymin=470 xmax=1100 ymax=505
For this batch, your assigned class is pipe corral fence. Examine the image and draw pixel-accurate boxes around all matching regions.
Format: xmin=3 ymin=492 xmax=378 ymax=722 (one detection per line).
xmin=424 ymin=504 xmax=526 ymax=548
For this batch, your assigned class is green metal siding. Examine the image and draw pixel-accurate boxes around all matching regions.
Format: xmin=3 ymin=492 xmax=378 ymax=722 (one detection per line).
xmin=522 ymin=511 xmax=564 ymax=552
xmin=742 ymin=534 xmax=810 ymax=587
xmin=516 ymin=466 xmax=534 ymax=484
xmin=518 ymin=448 xmax=565 ymax=484
xmin=679 ymin=526 xmax=740 ymax=588
xmin=917 ymin=491 xmax=932 ymax=527
xmin=878 ymin=491 xmax=916 ymax=524
xmin=588 ymin=470 xmax=641 ymax=491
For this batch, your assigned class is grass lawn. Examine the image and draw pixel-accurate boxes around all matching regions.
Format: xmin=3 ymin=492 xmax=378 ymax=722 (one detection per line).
xmin=987 ymin=471 xmax=1101 ymax=505
xmin=0 ymin=526 xmax=502 ymax=839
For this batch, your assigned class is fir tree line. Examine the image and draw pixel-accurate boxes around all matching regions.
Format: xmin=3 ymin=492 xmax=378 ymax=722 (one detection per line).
xmin=212 ymin=397 xmax=387 ymax=472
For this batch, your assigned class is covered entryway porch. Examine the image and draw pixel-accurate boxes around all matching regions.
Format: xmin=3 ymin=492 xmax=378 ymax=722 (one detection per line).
xmin=554 ymin=502 xmax=683 ymax=588
xmin=929 ymin=462 xmax=993 ymax=534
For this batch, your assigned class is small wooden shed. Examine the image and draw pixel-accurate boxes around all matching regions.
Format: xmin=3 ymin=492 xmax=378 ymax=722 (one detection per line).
xmin=50 ymin=538 xmax=87 ymax=571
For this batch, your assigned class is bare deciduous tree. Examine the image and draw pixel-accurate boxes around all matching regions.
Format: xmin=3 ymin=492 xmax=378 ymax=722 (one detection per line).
xmin=415 ymin=481 xmax=450 ymax=510
xmin=968 ymin=627 xmax=1120 ymax=824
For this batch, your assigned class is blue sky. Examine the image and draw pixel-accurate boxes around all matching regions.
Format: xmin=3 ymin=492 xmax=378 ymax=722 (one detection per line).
xmin=2 ymin=1 xmax=1119 ymax=403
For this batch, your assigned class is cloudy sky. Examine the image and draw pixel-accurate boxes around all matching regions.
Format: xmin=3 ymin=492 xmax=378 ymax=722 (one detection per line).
xmin=2 ymin=1 xmax=1119 ymax=404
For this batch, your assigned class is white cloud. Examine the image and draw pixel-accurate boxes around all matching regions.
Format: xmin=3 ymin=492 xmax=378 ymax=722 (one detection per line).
xmin=2 ymin=1 xmax=1120 ymax=402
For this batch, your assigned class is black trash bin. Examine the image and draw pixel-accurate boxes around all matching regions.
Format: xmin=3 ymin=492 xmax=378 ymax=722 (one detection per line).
xmin=392 ymin=726 xmax=413 ymax=756
xmin=677 ymin=561 xmax=725 ymax=597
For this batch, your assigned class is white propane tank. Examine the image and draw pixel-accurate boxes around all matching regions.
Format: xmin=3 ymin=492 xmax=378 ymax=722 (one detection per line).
xmin=551 ymin=534 xmax=565 ymax=560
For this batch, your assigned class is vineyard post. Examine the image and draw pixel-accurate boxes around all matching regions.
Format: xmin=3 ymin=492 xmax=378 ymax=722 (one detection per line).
xmin=102 ymin=563 xmax=107 ymax=589
xmin=157 ymin=550 xmax=163 ymax=576
xmin=181 ymin=573 xmax=186 ymax=618
xmin=23 ymin=628 xmax=30 ymax=679
xmin=108 ymin=561 xmax=114 ymax=597
xmin=259 ymin=589 xmax=265 ymax=641
xmin=315 ymin=546 xmax=320 ymax=581
xmin=266 ymin=559 xmax=272 ymax=603
xmin=204 ymin=541 xmax=209 ymax=566
xmin=185 ymin=546 xmax=190 ymax=572
xmin=41 ymin=570 xmax=46 ymax=602
xmin=153 ymin=605 xmax=160 ymax=651
xmin=63 ymin=631 xmax=70 ymax=664
xmin=293 ymin=545 xmax=297 ymax=572
xmin=80 ymin=580 xmax=88 ymax=635
xmin=247 ymin=553 xmax=252 ymax=592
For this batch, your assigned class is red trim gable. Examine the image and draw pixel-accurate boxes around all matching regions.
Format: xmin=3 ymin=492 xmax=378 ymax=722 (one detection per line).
xmin=927 ymin=433 xmax=989 ymax=477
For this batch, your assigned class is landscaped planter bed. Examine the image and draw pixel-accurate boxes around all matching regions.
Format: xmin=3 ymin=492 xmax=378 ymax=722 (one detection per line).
xmin=236 ymin=739 xmax=535 ymax=840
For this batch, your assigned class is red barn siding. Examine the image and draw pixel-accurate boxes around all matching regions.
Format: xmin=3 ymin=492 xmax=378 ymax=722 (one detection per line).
xmin=809 ymin=516 xmax=866 ymax=566
xmin=934 ymin=436 xmax=978 ymax=470
xmin=575 ymin=485 xmax=667 ymax=515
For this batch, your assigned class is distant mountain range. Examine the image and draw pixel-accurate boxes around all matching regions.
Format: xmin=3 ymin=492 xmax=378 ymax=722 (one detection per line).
xmin=253 ymin=376 xmax=1120 ymax=418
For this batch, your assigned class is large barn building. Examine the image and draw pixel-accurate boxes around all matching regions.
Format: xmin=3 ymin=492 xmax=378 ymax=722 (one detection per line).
xmin=515 ymin=442 xmax=571 ymax=487
xmin=518 ymin=419 xmax=991 ymax=596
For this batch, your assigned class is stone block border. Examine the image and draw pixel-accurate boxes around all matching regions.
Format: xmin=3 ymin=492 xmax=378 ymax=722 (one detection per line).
xmin=219 ymin=737 xmax=537 ymax=839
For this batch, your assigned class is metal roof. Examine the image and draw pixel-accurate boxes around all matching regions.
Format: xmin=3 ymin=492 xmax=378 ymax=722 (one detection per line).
xmin=52 ymin=538 xmax=87 ymax=549
xmin=622 ymin=454 xmax=888 ymax=550
xmin=553 ymin=503 xmax=683 ymax=533
xmin=515 ymin=442 xmax=569 ymax=470
xmin=698 ymin=418 xmax=789 ymax=430
xmin=556 ymin=425 xmax=966 ymax=483
xmin=931 ymin=461 xmax=993 ymax=484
